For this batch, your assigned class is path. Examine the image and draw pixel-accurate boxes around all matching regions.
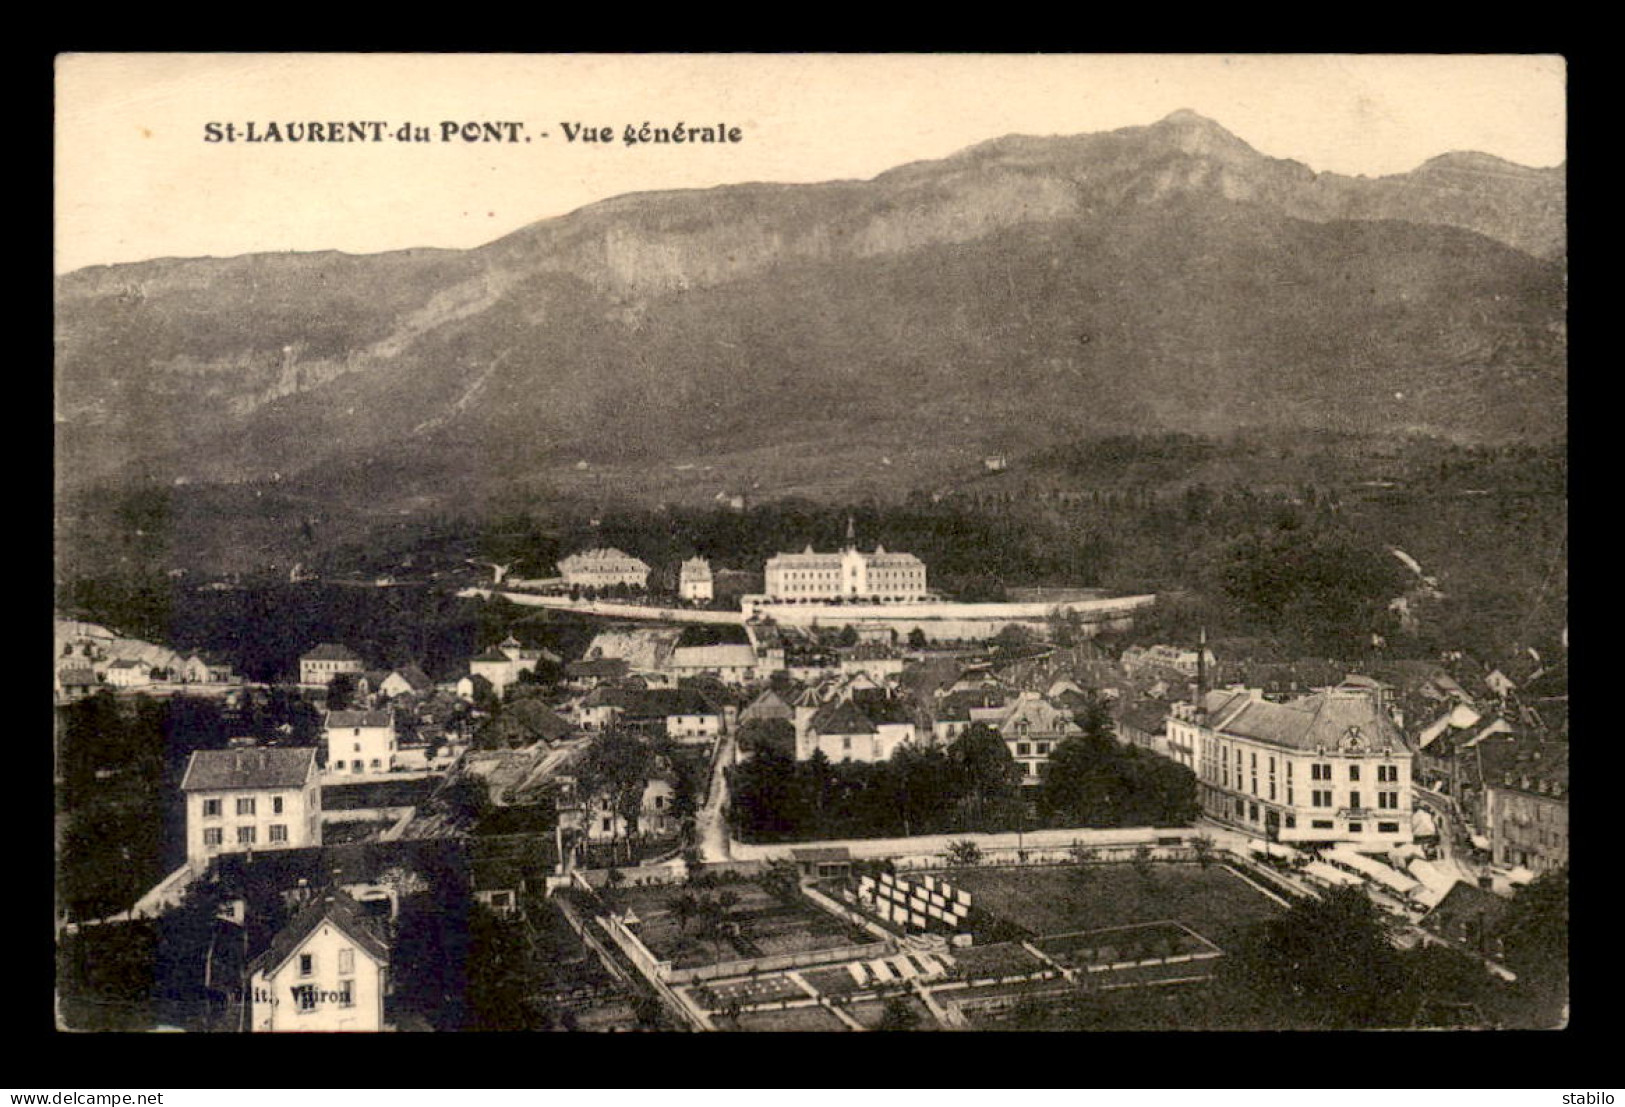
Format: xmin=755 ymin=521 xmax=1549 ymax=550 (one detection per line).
xmin=696 ymin=732 xmax=735 ymax=862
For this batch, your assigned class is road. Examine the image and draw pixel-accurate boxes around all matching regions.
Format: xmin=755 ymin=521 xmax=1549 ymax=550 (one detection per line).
xmin=1414 ymin=786 xmax=1483 ymax=887
xmin=696 ymin=732 xmax=736 ymax=862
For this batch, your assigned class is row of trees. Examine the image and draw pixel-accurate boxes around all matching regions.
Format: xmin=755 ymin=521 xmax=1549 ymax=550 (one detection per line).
xmin=729 ymin=701 xmax=1197 ymax=843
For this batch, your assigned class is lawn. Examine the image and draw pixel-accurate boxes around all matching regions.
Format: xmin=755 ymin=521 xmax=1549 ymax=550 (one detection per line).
xmin=1035 ymin=921 xmax=1217 ymax=969
xmin=848 ymin=995 xmax=937 ymax=1030
xmin=944 ymin=942 xmax=1047 ymax=981
xmin=939 ymin=863 xmax=1283 ymax=948
xmin=724 ymin=1004 xmax=849 ymax=1032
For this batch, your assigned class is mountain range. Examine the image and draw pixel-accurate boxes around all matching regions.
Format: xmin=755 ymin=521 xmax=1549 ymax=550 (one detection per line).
xmin=55 ymin=110 xmax=1566 ymax=513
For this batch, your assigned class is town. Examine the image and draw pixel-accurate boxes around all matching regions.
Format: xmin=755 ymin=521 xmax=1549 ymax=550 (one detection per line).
xmin=54 ymin=527 xmax=1569 ymax=1032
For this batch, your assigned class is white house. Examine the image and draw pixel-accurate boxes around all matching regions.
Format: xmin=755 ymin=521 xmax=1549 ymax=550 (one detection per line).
xmin=323 ymin=710 xmax=398 ymax=777
xmin=679 ymin=557 xmax=714 ymax=603
xmin=180 ymin=747 xmax=322 ymax=871
xmin=104 ymin=658 xmax=152 ymax=688
xmin=248 ymin=888 xmax=389 ymax=1032
xmin=300 ymin=643 xmax=365 ymax=687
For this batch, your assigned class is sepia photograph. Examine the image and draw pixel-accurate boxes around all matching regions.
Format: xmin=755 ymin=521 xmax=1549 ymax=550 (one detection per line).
xmin=52 ymin=53 xmax=1567 ymax=1035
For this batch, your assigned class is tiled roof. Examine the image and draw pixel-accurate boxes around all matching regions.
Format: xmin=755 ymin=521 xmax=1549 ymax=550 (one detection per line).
xmin=809 ymin=700 xmax=876 ymax=736
xmin=1204 ymin=688 xmax=1407 ymax=754
xmin=471 ymin=650 xmax=513 ymax=664
xmin=181 ymin=747 xmax=316 ymax=791
xmin=302 ymin=643 xmax=362 ymax=662
xmin=324 ymin=710 xmax=394 ymax=730
xmin=247 ymin=887 xmax=389 ymax=979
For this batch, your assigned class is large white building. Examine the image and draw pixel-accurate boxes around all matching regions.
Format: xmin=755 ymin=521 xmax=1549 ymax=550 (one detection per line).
xmin=764 ymin=522 xmax=927 ymax=603
xmin=1175 ymin=681 xmax=1415 ymax=850
xmin=180 ymin=748 xmax=322 ymax=871
xmin=558 ymin=548 xmax=651 ymax=590
xmin=300 ymin=643 xmax=365 ymax=687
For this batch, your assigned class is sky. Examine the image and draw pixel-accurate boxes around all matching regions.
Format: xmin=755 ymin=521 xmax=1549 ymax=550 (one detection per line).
xmin=54 ymin=53 xmax=1566 ymax=274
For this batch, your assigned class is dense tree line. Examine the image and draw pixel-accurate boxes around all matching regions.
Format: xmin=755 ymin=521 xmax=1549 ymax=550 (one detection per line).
xmin=729 ymin=705 xmax=1197 ymax=843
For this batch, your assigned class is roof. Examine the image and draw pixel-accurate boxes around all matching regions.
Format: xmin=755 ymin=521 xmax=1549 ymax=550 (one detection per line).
xmin=1477 ymin=734 xmax=1569 ymax=798
xmin=108 ymin=658 xmax=146 ymax=670
xmin=247 ymin=887 xmax=389 ymax=979
xmin=740 ymin=689 xmax=794 ymax=722
xmin=670 ymin=644 xmax=757 ymax=670
xmin=471 ymin=650 xmax=514 ymax=664
xmin=58 ymin=668 xmax=98 ymax=685
xmin=1203 ymin=687 xmax=1407 ymax=754
xmin=790 ymin=847 xmax=851 ymax=862
xmin=809 ymin=699 xmax=877 ymax=736
xmin=1423 ymin=881 xmax=1511 ymax=936
xmin=302 ymin=643 xmax=363 ymax=662
xmin=389 ymin=665 xmax=433 ymax=690
xmin=633 ymin=688 xmax=719 ymax=718
xmin=324 ymin=710 xmax=395 ymax=730
xmin=181 ymin=747 xmax=317 ymax=791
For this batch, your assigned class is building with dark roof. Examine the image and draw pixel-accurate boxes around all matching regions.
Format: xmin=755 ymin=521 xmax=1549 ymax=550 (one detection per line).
xmin=181 ymin=748 xmax=321 ymax=870
xmin=1173 ymin=679 xmax=1415 ymax=849
xmin=248 ymin=887 xmax=389 ymax=1032
xmin=1476 ymin=735 xmax=1568 ymax=877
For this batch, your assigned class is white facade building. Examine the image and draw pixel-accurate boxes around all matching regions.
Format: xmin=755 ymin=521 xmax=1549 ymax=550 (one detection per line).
xmin=323 ymin=710 xmax=398 ymax=777
xmin=764 ymin=523 xmax=927 ymax=603
xmin=1182 ymin=681 xmax=1415 ymax=850
xmin=679 ymin=557 xmax=714 ymax=603
xmin=248 ymin=889 xmax=389 ymax=1032
xmin=180 ymin=748 xmax=322 ymax=871
xmin=558 ymin=548 xmax=651 ymax=590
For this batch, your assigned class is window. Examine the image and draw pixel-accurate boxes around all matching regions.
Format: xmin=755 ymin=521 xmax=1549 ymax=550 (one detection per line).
xmin=1348 ymin=823 xmax=1363 ymax=834
xmin=1037 ymin=742 xmax=1050 ymax=755
xmin=1378 ymin=792 xmax=1399 ymax=810
xmin=269 ymin=825 xmax=288 ymax=843
xmin=1311 ymin=819 xmax=1334 ymax=830
xmin=334 ymin=760 xmax=345 ymax=771
xmin=273 ymin=796 xmax=284 ymax=815
xmin=1378 ymin=822 xmax=1400 ymax=834
xmin=370 ymin=759 xmax=381 ymax=769
xmin=203 ymin=828 xmax=223 ymax=847
xmin=293 ymin=984 xmax=317 ymax=1012
xmin=1349 ymin=792 xmax=1362 ymax=810
xmin=1285 ymin=815 xmax=1297 ymax=829
xmin=354 ymin=743 xmax=361 ymax=752
xmin=338 ymin=949 xmax=354 ymax=975
xmin=203 ymin=798 xmax=222 ymax=818
xmin=299 ymin=953 xmax=314 ymax=977
xmin=337 ymin=980 xmax=354 ymax=1007
xmin=236 ymin=797 xmax=256 ymax=816
xmin=1312 ymin=763 xmax=1331 ymax=781
xmin=1349 ymin=765 xmax=1361 ymax=782
xmin=1312 ymin=790 xmax=1332 ymax=808
xmin=1017 ymin=742 xmax=1031 ymax=756
xmin=237 ymin=826 xmax=256 ymax=844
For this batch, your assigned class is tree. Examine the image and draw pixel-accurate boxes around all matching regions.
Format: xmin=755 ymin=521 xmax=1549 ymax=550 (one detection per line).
xmin=949 ymin=724 xmax=1022 ymax=831
xmin=1500 ymin=867 xmax=1568 ymax=1025
xmin=836 ymin=624 xmax=859 ymax=648
xmin=577 ymin=729 xmax=657 ymax=863
xmin=876 ymin=995 xmax=922 ymax=1031
xmin=666 ymin=890 xmax=700 ymax=936
xmin=1218 ymin=885 xmax=1408 ymax=1029
xmin=326 ymin=671 xmax=359 ymax=711
xmin=906 ymin=627 xmax=928 ymax=649
xmin=1131 ymin=845 xmax=1154 ymax=879
xmin=1192 ymin=833 xmax=1216 ymax=870
xmin=944 ymin=840 xmax=983 ymax=868
xmin=758 ymin=858 xmax=803 ymax=905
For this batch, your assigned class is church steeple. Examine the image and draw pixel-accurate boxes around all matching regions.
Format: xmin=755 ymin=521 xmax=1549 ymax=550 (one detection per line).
xmin=845 ymin=514 xmax=857 ymax=552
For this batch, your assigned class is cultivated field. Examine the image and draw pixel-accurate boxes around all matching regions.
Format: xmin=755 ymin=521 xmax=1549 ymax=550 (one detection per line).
xmin=939 ymin=863 xmax=1283 ymax=949
xmin=608 ymin=882 xmax=864 ymax=970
